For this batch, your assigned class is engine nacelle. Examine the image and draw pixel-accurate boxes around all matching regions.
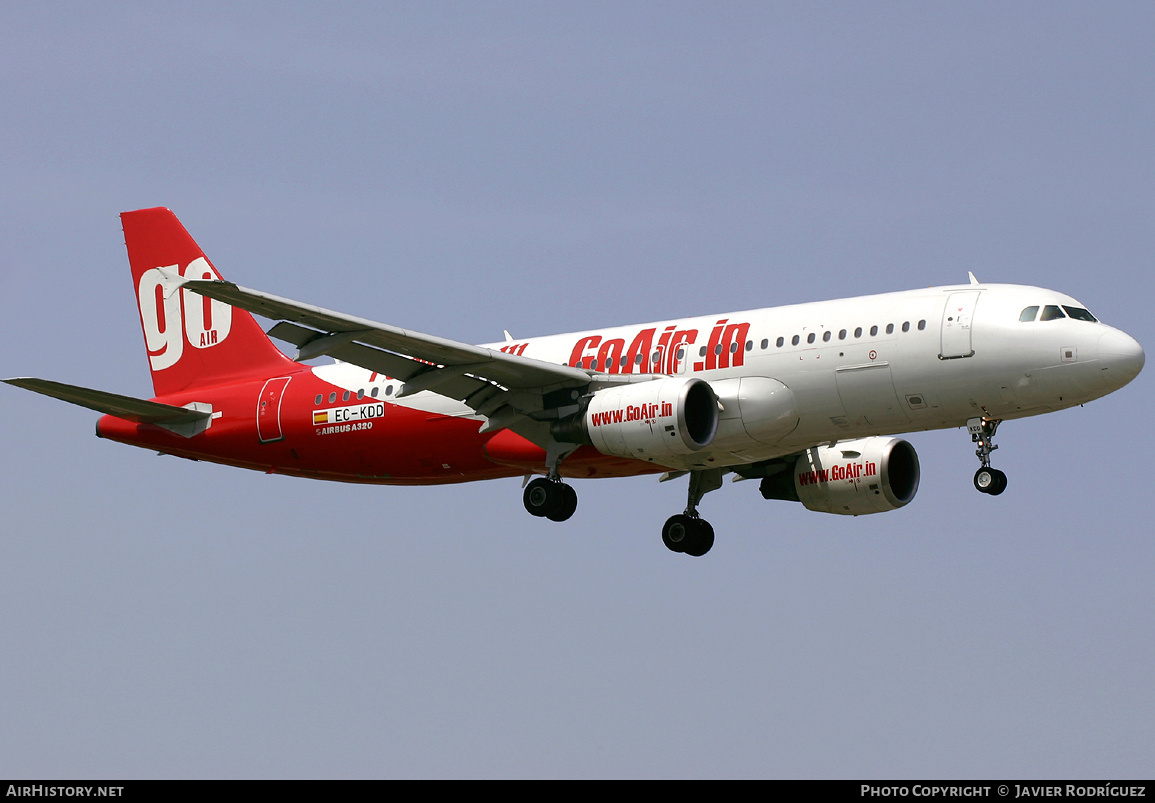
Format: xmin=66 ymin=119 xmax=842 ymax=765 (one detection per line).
xmin=557 ymin=377 xmax=719 ymax=461
xmin=760 ymin=437 xmax=920 ymax=515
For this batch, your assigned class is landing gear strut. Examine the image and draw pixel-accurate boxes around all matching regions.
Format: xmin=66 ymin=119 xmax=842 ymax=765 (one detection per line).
xmin=968 ymin=417 xmax=1007 ymax=496
xmin=662 ymin=468 xmax=722 ymax=557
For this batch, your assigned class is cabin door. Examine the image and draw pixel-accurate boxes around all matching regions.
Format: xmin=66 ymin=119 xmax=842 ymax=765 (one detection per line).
xmin=940 ymin=291 xmax=980 ymax=359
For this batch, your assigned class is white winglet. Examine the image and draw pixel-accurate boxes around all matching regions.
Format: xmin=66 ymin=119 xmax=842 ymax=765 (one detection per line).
xmin=155 ymin=265 xmax=189 ymax=299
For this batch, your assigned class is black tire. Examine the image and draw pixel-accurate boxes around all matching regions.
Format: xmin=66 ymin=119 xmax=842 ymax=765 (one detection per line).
xmin=988 ymin=469 xmax=1008 ymax=496
xmin=662 ymin=514 xmax=692 ymax=553
xmin=523 ymin=477 xmax=559 ymax=517
xmin=973 ymin=467 xmax=996 ymax=494
xmin=546 ymin=483 xmax=578 ymax=522
xmin=683 ymin=519 xmax=715 ymax=557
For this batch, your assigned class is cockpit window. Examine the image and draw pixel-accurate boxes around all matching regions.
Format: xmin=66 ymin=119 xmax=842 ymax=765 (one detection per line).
xmin=1019 ymin=306 xmax=1039 ymax=322
xmin=1040 ymin=305 xmax=1066 ymax=321
xmin=1062 ymin=305 xmax=1097 ymax=322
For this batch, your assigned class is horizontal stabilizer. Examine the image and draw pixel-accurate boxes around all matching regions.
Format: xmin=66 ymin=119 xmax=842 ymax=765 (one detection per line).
xmin=3 ymin=377 xmax=212 ymax=437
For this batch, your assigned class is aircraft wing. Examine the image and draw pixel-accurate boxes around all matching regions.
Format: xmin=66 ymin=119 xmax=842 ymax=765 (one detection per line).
xmin=180 ymin=277 xmax=594 ymax=434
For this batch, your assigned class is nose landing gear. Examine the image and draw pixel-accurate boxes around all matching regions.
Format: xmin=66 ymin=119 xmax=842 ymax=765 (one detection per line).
xmin=968 ymin=417 xmax=1007 ymax=496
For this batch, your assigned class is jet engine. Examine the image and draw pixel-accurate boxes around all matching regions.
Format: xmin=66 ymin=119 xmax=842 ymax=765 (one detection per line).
xmin=552 ymin=377 xmax=718 ymax=460
xmin=758 ymin=437 xmax=920 ymax=515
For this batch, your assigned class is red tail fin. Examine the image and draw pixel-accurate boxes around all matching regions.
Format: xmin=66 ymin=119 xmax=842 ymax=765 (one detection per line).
xmin=122 ymin=208 xmax=296 ymax=396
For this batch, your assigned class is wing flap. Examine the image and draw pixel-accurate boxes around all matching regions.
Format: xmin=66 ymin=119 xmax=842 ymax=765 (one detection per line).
xmin=268 ymin=321 xmax=500 ymax=402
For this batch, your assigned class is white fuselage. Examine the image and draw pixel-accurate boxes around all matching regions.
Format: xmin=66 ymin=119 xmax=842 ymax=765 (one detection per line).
xmin=313 ymin=281 xmax=1143 ymax=472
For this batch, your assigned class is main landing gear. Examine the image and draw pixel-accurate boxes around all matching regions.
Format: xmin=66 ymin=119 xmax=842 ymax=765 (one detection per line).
xmin=968 ymin=417 xmax=1008 ymax=496
xmin=523 ymin=441 xmax=579 ymax=522
xmin=662 ymin=468 xmax=723 ymax=558
xmin=520 ymin=447 xmax=723 ymax=557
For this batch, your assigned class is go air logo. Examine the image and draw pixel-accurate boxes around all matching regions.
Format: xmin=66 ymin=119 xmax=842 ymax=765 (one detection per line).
xmin=137 ymin=258 xmax=233 ymax=371
xmin=798 ymin=460 xmax=877 ymax=487
xmin=589 ymin=401 xmax=673 ymax=427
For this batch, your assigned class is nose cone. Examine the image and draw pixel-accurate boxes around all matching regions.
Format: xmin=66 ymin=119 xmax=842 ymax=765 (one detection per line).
xmin=1098 ymin=328 xmax=1145 ymax=389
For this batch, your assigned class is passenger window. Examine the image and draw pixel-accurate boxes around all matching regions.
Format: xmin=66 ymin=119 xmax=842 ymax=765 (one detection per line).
xmin=371 ymin=387 xmax=379 ymax=398
xmin=918 ymin=320 xmax=926 ymax=330
xmin=1019 ymin=306 xmax=1039 ymax=322
xmin=745 ymin=340 xmax=753 ymax=351
xmin=823 ymin=330 xmax=832 ymax=342
xmin=870 ymin=325 xmax=878 ymax=336
xmin=342 ymin=391 xmax=350 ymax=401
xmin=357 ymin=389 xmax=364 ymax=399
xmin=886 ymin=323 xmax=894 ymax=334
xmin=854 ymin=327 xmax=863 ymax=338
xmin=314 ymin=394 xmax=323 ymax=405
xmin=807 ymin=333 xmax=815 ymax=344
xmin=328 ymin=392 xmax=337 ymax=403
xmin=1040 ymin=305 xmax=1065 ymax=321
xmin=1063 ymin=306 xmax=1097 ymax=322
xmin=760 ymin=339 xmax=768 ymax=350
xmin=839 ymin=329 xmax=847 ymax=340
xmin=902 ymin=322 xmax=910 ymax=332
xmin=776 ymin=336 xmax=784 ymax=348
xmin=792 ymin=335 xmax=800 ymax=346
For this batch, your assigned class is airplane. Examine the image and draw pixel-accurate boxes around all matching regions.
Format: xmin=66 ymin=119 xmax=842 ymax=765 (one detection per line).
xmin=4 ymin=208 xmax=1145 ymax=557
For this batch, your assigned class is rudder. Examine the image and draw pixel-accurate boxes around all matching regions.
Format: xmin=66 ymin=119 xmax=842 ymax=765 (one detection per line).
xmin=122 ymin=207 xmax=295 ymax=396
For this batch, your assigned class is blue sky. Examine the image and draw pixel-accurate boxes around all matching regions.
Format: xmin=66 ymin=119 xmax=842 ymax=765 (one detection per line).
xmin=1 ymin=3 xmax=1152 ymax=778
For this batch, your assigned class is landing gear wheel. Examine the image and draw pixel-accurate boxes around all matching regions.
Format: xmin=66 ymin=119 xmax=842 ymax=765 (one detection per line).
xmin=662 ymin=514 xmax=714 ymax=557
xmin=546 ymin=483 xmax=578 ymax=522
xmin=524 ymin=477 xmax=558 ymax=517
xmin=683 ymin=519 xmax=715 ymax=557
xmin=973 ymin=467 xmax=1008 ymax=495
xmin=523 ymin=477 xmax=578 ymax=521
xmin=662 ymin=514 xmax=692 ymax=553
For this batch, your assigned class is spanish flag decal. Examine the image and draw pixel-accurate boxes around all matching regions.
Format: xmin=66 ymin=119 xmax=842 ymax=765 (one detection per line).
xmin=313 ymin=410 xmax=329 ymax=425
